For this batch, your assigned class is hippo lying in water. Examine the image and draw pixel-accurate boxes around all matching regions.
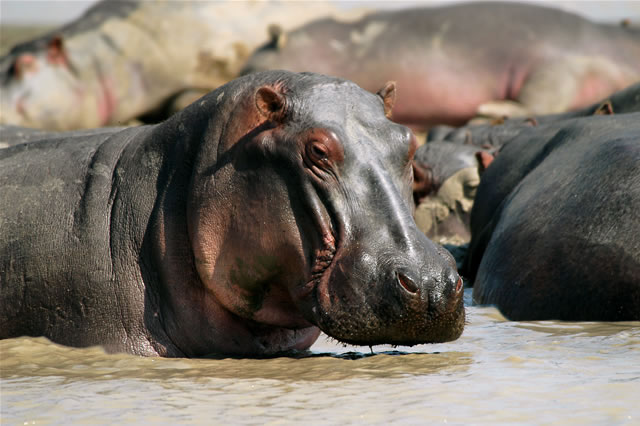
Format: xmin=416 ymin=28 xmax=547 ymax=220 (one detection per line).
xmin=241 ymin=2 xmax=640 ymax=130
xmin=413 ymin=83 xmax=640 ymax=244
xmin=428 ymin=82 xmax=640 ymax=148
xmin=0 ymin=71 xmax=465 ymax=357
xmin=0 ymin=0 xmax=343 ymax=130
xmin=463 ymin=112 xmax=640 ymax=321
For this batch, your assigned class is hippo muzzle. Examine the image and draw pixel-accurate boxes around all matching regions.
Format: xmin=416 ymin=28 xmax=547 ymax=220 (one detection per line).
xmin=295 ymin=153 xmax=465 ymax=346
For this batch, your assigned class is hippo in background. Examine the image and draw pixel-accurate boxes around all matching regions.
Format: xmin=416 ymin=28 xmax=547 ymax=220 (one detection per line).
xmin=411 ymin=82 xmax=640 ymax=250
xmin=427 ymin=82 xmax=640 ymax=147
xmin=463 ymin=112 xmax=640 ymax=321
xmin=0 ymin=71 xmax=464 ymax=357
xmin=241 ymin=2 xmax=640 ymax=130
xmin=0 ymin=0 xmax=354 ymax=131
xmin=412 ymin=142 xmax=494 ymax=246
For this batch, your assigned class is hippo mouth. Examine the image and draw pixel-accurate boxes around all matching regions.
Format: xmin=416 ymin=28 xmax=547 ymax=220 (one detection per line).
xmin=293 ymin=180 xmax=341 ymax=305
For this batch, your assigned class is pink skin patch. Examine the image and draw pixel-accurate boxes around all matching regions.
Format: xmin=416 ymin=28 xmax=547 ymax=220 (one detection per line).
xmin=569 ymin=75 xmax=618 ymax=111
xmin=97 ymin=77 xmax=116 ymax=125
xmin=14 ymin=54 xmax=38 ymax=79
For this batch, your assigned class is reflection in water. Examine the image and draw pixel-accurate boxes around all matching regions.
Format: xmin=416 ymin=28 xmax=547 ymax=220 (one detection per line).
xmin=1 ymin=289 xmax=639 ymax=424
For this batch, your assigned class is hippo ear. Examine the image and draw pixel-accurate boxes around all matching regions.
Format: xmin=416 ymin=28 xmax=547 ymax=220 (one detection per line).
xmin=376 ymin=81 xmax=396 ymax=118
xmin=46 ymin=35 xmax=68 ymax=66
xmin=255 ymin=86 xmax=287 ymax=122
xmin=475 ymin=151 xmax=494 ymax=173
xmin=267 ymin=24 xmax=287 ymax=49
xmin=594 ymin=100 xmax=614 ymax=116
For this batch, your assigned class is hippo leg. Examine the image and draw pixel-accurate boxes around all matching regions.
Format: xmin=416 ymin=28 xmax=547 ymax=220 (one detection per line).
xmin=475 ymin=56 xmax=638 ymax=120
xmin=516 ymin=56 xmax=638 ymax=115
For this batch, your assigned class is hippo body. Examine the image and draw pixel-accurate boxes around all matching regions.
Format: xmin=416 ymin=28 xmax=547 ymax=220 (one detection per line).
xmin=242 ymin=2 xmax=640 ymax=129
xmin=0 ymin=71 xmax=464 ymax=357
xmin=464 ymin=113 xmax=640 ymax=321
xmin=0 ymin=0 xmax=343 ymax=130
xmin=428 ymin=82 xmax=640 ymax=148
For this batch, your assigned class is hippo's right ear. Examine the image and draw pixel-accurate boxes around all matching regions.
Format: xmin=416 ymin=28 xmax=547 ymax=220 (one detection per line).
xmin=46 ymin=35 xmax=68 ymax=66
xmin=594 ymin=100 xmax=614 ymax=116
xmin=255 ymin=86 xmax=287 ymax=122
xmin=267 ymin=24 xmax=287 ymax=49
xmin=475 ymin=151 xmax=494 ymax=173
xmin=376 ymin=81 xmax=396 ymax=119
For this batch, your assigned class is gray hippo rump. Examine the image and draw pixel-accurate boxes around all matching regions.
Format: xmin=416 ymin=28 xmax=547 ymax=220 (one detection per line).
xmin=463 ymin=113 xmax=640 ymax=321
xmin=241 ymin=2 xmax=640 ymax=130
xmin=0 ymin=0 xmax=343 ymax=130
xmin=0 ymin=71 xmax=464 ymax=357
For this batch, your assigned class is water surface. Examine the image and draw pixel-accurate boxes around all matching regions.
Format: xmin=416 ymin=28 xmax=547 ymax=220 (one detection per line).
xmin=2 ymin=289 xmax=638 ymax=424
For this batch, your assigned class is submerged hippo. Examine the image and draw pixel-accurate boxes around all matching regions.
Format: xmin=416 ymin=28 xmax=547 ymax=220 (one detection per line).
xmin=428 ymin=82 xmax=640 ymax=147
xmin=0 ymin=0 xmax=344 ymax=130
xmin=0 ymin=71 xmax=465 ymax=357
xmin=464 ymin=113 xmax=640 ymax=321
xmin=241 ymin=2 xmax=640 ymax=129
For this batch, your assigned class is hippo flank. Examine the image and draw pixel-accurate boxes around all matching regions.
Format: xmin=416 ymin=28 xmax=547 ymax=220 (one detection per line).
xmin=241 ymin=2 xmax=640 ymax=129
xmin=0 ymin=71 xmax=465 ymax=357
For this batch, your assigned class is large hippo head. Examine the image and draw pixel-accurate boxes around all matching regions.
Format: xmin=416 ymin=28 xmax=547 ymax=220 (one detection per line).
xmin=185 ymin=71 xmax=464 ymax=350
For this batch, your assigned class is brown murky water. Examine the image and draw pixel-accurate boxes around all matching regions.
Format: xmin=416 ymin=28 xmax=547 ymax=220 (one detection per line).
xmin=2 ymin=289 xmax=639 ymax=424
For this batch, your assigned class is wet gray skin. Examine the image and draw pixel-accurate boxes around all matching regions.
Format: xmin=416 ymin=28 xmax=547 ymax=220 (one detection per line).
xmin=465 ymin=112 xmax=640 ymax=321
xmin=0 ymin=71 xmax=464 ymax=357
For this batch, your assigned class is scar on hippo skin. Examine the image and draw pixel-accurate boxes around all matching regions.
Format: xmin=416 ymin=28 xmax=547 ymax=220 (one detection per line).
xmin=376 ymin=81 xmax=396 ymax=118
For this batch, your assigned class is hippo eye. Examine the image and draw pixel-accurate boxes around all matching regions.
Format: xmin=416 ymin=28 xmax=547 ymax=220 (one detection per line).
xmin=307 ymin=141 xmax=329 ymax=163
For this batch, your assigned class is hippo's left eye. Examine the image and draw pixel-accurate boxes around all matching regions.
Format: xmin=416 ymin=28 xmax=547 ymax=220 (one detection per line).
xmin=307 ymin=141 xmax=329 ymax=163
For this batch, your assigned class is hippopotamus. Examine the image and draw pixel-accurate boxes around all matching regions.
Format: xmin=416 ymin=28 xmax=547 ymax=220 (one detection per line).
xmin=0 ymin=71 xmax=465 ymax=357
xmin=0 ymin=0 xmax=345 ymax=130
xmin=241 ymin=2 xmax=640 ymax=130
xmin=412 ymin=142 xmax=494 ymax=245
xmin=427 ymin=82 xmax=640 ymax=147
xmin=463 ymin=112 xmax=640 ymax=321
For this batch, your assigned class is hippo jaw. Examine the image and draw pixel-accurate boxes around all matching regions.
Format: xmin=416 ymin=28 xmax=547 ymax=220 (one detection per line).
xmin=294 ymin=182 xmax=466 ymax=346
xmin=288 ymin=131 xmax=465 ymax=347
xmin=185 ymin=73 xmax=464 ymax=354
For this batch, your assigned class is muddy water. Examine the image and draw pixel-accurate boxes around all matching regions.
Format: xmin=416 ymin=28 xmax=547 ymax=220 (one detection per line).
xmin=1 ymin=289 xmax=638 ymax=424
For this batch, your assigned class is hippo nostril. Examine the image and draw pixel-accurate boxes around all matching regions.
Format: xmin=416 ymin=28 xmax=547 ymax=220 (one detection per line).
xmin=397 ymin=272 xmax=419 ymax=294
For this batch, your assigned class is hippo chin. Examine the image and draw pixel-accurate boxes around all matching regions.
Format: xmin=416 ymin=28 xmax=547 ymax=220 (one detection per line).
xmin=0 ymin=71 xmax=464 ymax=357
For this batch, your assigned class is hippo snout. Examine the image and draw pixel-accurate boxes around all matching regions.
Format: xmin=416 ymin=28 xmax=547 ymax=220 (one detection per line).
xmin=394 ymin=263 xmax=463 ymax=309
